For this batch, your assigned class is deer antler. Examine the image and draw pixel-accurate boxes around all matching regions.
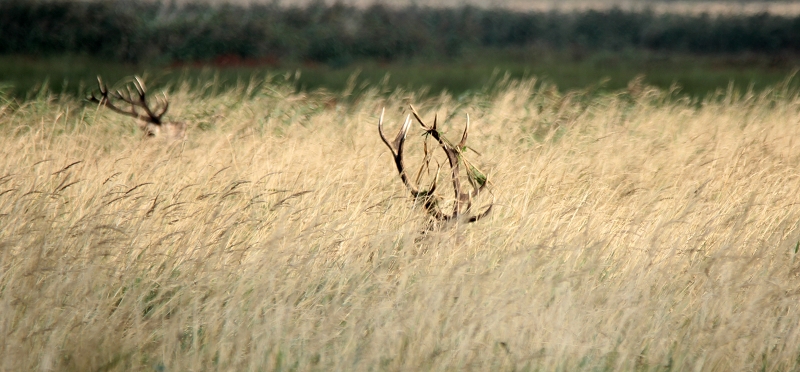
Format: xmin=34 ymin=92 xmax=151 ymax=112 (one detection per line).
xmin=88 ymin=75 xmax=169 ymax=126
xmin=379 ymin=105 xmax=492 ymax=223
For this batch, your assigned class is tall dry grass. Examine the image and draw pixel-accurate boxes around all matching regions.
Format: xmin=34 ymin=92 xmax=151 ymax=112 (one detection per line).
xmin=1 ymin=75 xmax=800 ymax=371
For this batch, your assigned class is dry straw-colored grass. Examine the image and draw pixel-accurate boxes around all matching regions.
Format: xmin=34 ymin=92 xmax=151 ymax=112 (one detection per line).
xmin=1 ymin=75 xmax=800 ymax=371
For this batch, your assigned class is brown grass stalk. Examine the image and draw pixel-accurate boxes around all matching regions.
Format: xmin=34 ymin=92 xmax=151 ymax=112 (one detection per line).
xmin=1 ymin=78 xmax=800 ymax=371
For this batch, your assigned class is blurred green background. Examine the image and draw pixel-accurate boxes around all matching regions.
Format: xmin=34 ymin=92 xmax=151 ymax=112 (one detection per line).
xmin=1 ymin=0 xmax=798 ymax=99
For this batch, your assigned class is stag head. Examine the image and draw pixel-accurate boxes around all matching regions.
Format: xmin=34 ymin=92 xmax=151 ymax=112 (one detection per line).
xmin=379 ymin=105 xmax=492 ymax=224
xmin=88 ymin=76 xmax=187 ymax=140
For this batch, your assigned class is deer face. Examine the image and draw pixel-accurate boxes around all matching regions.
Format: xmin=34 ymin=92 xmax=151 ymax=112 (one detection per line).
xmin=139 ymin=121 xmax=187 ymax=141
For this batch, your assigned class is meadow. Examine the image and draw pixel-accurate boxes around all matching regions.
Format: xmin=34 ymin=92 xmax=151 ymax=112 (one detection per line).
xmin=1 ymin=73 xmax=800 ymax=371
xmin=3 ymin=50 xmax=798 ymax=101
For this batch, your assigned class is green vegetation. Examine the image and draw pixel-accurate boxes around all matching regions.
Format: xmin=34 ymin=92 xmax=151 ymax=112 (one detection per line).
xmin=2 ymin=1 xmax=799 ymax=99
xmin=1 ymin=50 xmax=798 ymax=100
xmin=4 ymin=1 xmax=800 ymax=63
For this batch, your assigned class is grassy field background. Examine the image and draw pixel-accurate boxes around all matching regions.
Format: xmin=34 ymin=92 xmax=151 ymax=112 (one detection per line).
xmin=1 ymin=73 xmax=800 ymax=370
xmin=2 ymin=50 xmax=798 ymax=101
xmin=5 ymin=0 xmax=800 ymax=103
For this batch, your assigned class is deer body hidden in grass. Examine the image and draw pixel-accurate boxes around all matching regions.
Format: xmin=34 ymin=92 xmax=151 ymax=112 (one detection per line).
xmin=88 ymin=76 xmax=186 ymax=140
xmin=379 ymin=105 xmax=492 ymax=224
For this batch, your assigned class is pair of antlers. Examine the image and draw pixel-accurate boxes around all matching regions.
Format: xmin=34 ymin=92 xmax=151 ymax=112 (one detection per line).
xmin=379 ymin=105 xmax=492 ymax=223
xmin=87 ymin=76 xmax=169 ymax=128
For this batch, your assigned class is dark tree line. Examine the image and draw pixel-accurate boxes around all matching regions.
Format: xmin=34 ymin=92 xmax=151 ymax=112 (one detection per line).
xmin=2 ymin=0 xmax=800 ymax=65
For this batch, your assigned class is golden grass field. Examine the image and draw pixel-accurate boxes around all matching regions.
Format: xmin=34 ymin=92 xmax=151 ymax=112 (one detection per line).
xmin=1 ymin=75 xmax=800 ymax=371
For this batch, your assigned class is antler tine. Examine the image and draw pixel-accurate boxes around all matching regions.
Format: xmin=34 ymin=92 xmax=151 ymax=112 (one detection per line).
xmin=133 ymin=76 xmax=146 ymax=97
xmin=121 ymin=86 xmax=133 ymax=102
xmin=409 ymin=104 xmax=435 ymax=131
xmin=380 ymin=106 xmax=492 ymax=225
xmin=378 ymin=108 xmax=391 ymax=150
xmin=88 ymin=76 xmax=106 ymax=103
xmin=88 ymin=76 xmax=154 ymax=123
xmin=97 ymin=76 xmax=108 ymax=96
xmin=143 ymin=88 xmax=170 ymax=122
xmin=136 ymin=76 xmax=168 ymax=115
xmin=458 ymin=113 xmax=469 ymax=149
xmin=378 ymin=108 xmax=411 ymax=158
xmin=125 ymin=76 xmax=163 ymax=124
xmin=154 ymin=93 xmax=170 ymax=119
xmin=378 ymin=110 xmax=449 ymax=223
xmin=460 ymin=113 xmax=494 ymax=222
xmin=378 ymin=109 xmax=417 ymax=192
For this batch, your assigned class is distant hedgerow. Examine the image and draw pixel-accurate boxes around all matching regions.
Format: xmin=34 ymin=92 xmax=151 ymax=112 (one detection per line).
xmin=2 ymin=0 xmax=800 ymax=65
